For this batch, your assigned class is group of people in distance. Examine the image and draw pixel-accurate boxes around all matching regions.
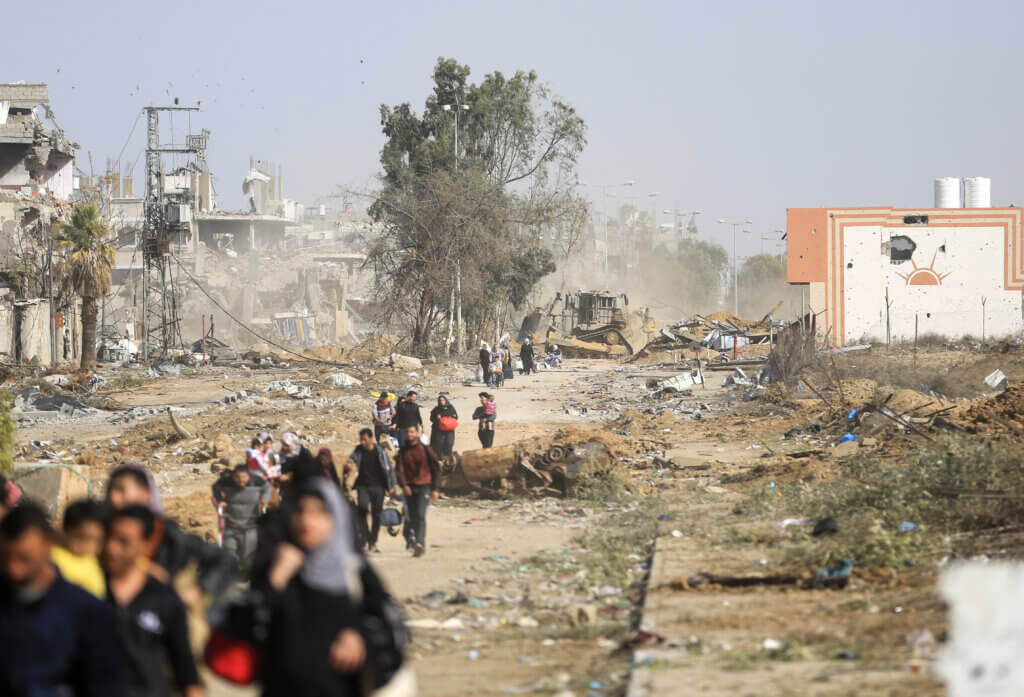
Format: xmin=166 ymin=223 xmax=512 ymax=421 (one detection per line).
xmin=0 ymin=423 xmax=413 ymax=696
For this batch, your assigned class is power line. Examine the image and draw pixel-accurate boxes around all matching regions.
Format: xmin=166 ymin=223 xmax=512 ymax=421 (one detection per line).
xmin=115 ymin=109 xmax=144 ymax=170
xmin=169 ymin=254 xmax=358 ymax=370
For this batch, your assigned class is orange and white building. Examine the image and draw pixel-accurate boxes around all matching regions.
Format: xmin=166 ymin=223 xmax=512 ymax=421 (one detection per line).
xmin=786 ymin=200 xmax=1024 ymax=346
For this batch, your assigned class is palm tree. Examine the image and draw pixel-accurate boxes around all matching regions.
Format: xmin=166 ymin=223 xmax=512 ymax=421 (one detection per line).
xmin=57 ymin=204 xmax=114 ymax=370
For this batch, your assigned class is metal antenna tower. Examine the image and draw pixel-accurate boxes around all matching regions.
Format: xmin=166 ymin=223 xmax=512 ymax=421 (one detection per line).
xmin=140 ymin=105 xmax=207 ymax=363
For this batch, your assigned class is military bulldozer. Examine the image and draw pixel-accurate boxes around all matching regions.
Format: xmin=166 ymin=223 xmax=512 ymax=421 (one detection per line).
xmin=518 ymin=291 xmax=655 ymax=358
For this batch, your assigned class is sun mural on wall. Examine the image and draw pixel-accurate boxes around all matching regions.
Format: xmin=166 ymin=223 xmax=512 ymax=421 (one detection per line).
xmin=897 ymin=252 xmax=952 ymax=286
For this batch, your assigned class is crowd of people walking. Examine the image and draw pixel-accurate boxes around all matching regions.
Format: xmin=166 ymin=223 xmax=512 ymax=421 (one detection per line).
xmin=0 ymin=334 xmax=566 ymax=696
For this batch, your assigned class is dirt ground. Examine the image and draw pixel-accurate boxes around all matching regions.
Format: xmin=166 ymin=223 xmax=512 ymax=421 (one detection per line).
xmin=17 ymin=344 xmax=1014 ymax=695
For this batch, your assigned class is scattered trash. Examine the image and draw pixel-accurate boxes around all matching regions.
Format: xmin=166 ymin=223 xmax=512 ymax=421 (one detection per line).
xmin=813 ymin=559 xmax=854 ymax=581
xmin=835 ymin=650 xmax=857 ymax=660
xmin=983 ymin=368 xmax=1008 ymax=391
xmin=839 ymin=433 xmax=857 ymax=442
xmin=847 ymin=409 xmax=858 ymax=419
xmin=671 ymin=529 xmax=683 ymax=538
xmin=899 ymin=521 xmax=919 ymax=533
xmin=776 ymin=518 xmax=809 ymax=529
xmin=762 ymin=637 xmax=784 ymax=651
xmin=811 ymin=517 xmax=839 ymax=537
xmin=147 ymin=362 xmax=182 ymax=378
xmin=468 ymin=650 xmax=480 ymax=661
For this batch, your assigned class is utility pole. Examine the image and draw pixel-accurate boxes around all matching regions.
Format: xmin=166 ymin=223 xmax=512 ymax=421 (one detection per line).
xmin=718 ymin=219 xmax=752 ymax=316
xmin=48 ymin=232 xmax=55 ymax=366
xmin=140 ymin=105 xmax=206 ymax=365
xmin=442 ymin=99 xmax=470 ymax=352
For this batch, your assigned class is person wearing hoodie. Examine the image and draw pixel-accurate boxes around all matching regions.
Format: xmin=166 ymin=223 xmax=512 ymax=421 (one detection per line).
xmin=106 ymin=465 xmax=235 ymax=605
xmin=428 ymin=394 xmax=458 ymax=459
xmin=348 ymin=429 xmax=396 ymax=553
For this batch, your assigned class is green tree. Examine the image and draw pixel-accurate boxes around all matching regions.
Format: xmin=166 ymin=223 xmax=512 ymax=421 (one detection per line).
xmin=57 ymin=204 xmax=114 ymax=370
xmin=369 ymin=58 xmax=586 ymax=353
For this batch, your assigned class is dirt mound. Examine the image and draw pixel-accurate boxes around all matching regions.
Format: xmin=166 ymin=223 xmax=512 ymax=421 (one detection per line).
xmin=164 ymin=490 xmax=219 ymax=543
xmin=304 ymin=345 xmax=344 ymax=362
xmin=885 ymin=388 xmax=954 ymax=415
xmin=345 ymin=333 xmax=399 ymax=362
xmin=960 ymin=382 xmax=1024 ymax=430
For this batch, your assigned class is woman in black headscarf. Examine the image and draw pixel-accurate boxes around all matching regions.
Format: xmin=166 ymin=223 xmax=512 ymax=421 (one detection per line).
xmin=428 ymin=395 xmax=458 ymax=459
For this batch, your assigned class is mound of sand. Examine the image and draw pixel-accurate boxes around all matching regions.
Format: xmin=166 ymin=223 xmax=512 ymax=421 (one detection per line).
xmin=345 ymin=333 xmax=400 ymax=362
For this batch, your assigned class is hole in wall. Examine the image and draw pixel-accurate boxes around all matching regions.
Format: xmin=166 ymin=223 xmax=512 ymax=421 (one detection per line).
xmin=887 ymin=235 xmax=917 ymax=264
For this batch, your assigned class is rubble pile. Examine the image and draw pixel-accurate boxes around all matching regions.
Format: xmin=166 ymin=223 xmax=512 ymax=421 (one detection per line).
xmin=630 ymin=310 xmax=787 ymax=364
xmin=446 ymin=440 xmax=617 ymax=498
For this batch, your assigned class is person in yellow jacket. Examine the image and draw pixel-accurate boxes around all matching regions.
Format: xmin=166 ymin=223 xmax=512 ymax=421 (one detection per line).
xmin=51 ymin=499 xmax=106 ymax=598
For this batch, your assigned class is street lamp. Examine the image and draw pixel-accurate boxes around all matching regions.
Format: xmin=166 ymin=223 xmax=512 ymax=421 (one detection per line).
xmin=717 ymin=218 xmax=753 ymax=315
xmin=664 ymin=208 xmax=703 ymax=243
xmin=441 ymin=102 xmax=470 ymax=171
xmin=583 ymin=181 xmax=634 ymax=283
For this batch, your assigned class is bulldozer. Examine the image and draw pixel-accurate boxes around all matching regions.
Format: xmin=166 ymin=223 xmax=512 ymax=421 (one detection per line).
xmin=518 ymin=291 xmax=655 ymax=358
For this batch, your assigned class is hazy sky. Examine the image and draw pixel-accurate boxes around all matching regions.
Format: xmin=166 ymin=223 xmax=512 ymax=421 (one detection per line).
xmin=6 ymin=0 xmax=1023 ymax=259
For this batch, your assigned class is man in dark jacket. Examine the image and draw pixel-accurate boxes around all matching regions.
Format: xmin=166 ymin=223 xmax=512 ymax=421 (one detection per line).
xmin=104 ymin=506 xmax=203 ymax=697
xmin=395 ymin=425 xmax=441 ymax=558
xmin=348 ymin=429 xmax=397 ymax=553
xmin=392 ymin=391 xmax=422 ymax=448
xmin=0 ymin=503 xmax=124 ymax=697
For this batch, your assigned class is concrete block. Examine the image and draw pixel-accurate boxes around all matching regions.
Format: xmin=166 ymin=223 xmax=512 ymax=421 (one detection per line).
xmin=13 ymin=463 xmax=91 ymax=520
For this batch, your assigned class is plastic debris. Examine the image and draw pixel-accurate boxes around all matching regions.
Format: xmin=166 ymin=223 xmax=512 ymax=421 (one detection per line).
xmin=812 ymin=517 xmax=839 ymax=537
xmin=984 ymin=368 xmax=1008 ymax=391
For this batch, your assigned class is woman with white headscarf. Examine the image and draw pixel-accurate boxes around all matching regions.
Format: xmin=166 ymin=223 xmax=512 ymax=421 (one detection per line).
xmin=258 ymin=479 xmax=369 ymax=697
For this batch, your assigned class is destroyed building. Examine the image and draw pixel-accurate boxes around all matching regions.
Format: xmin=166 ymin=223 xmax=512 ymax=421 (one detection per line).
xmin=0 ymin=83 xmax=81 ymax=365
xmin=787 ymin=177 xmax=1024 ymax=346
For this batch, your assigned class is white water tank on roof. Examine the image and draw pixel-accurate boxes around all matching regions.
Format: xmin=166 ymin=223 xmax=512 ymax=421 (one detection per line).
xmin=934 ymin=177 xmax=961 ymax=208
xmin=963 ymin=177 xmax=992 ymax=208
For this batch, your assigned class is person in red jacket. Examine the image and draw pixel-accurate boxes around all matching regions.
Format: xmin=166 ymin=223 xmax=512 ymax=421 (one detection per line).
xmin=395 ymin=425 xmax=440 ymax=558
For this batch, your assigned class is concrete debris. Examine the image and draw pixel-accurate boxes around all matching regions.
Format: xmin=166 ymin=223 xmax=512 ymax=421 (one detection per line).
xmin=42 ymin=374 xmax=70 ymax=387
xmin=15 ymin=388 xmax=94 ymax=416
xmin=263 ymin=379 xmax=313 ymax=399
xmin=390 ymin=353 xmax=423 ymax=371
xmin=324 ymin=372 xmax=362 ymax=388
xmin=168 ymin=409 xmax=194 ymax=440
xmin=147 ymin=362 xmax=183 ymax=378
xmin=191 ymin=336 xmax=237 ymax=362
